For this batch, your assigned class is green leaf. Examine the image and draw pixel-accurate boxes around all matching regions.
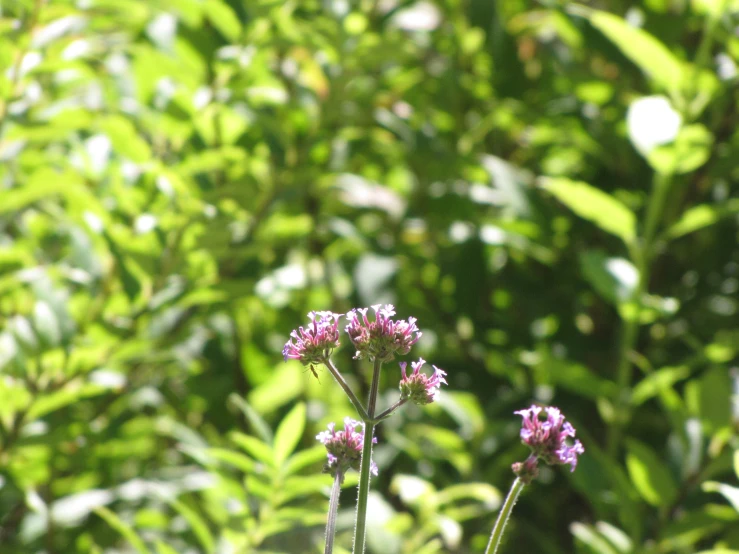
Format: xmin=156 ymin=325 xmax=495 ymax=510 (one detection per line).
xmin=665 ymin=199 xmax=739 ymax=239
xmin=0 ymin=168 xmax=78 ymax=215
xmin=649 ymin=124 xmax=714 ymax=175
xmin=167 ymin=498 xmax=215 ymax=554
xmin=102 ymin=231 xmax=142 ymax=303
xmin=570 ymin=522 xmax=621 ymax=554
xmin=580 ymin=250 xmax=638 ymax=305
xmin=434 ymin=482 xmax=501 ymax=508
xmin=632 ymin=366 xmax=690 ymax=406
xmin=204 ymin=0 xmax=241 ymax=42
xmin=542 ymin=178 xmax=636 ymax=243
xmin=204 ymin=447 xmax=256 ymax=473
xmin=686 ymin=367 xmax=731 ymax=432
xmin=583 ymin=8 xmax=684 ymax=90
xmin=541 ymin=359 xmax=618 ymax=399
xmin=626 ymin=440 xmax=678 ymax=506
xmin=284 ymin=445 xmax=327 ymax=475
xmin=99 ymin=115 xmax=152 ymax=163
xmin=247 ymin=364 xmax=304 ymax=414
xmin=702 ymin=481 xmax=739 ymax=513
xmin=94 ymin=507 xmax=151 ymax=554
xmin=156 ymin=542 xmax=179 ymax=554
xmin=28 ymin=383 xmax=108 ymax=420
xmin=231 ymin=432 xmax=274 ymax=466
xmin=32 ymin=300 xmax=61 ymax=347
xmin=228 ymin=393 xmax=273 ymax=443
xmin=273 ymin=402 xmax=306 ymax=466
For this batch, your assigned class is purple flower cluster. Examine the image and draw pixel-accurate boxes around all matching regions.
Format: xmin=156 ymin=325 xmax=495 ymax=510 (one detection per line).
xmin=345 ymin=304 xmax=422 ymax=362
xmin=316 ymin=417 xmax=378 ymax=477
xmin=282 ymin=311 xmax=341 ymax=366
xmin=398 ymin=358 xmax=447 ymax=405
xmin=513 ymin=405 xmax=584 ymax=481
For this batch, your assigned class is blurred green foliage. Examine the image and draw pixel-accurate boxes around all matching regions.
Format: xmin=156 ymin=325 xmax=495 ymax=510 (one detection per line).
xmin=0 ymin=0 xmax=738 ymax=552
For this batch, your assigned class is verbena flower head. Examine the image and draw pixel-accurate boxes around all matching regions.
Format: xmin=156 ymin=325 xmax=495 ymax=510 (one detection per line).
xmin=316 ymin=417 xmax=378 ymax=477
xmin=282 ymin=311 xmax=341 ymax=365
xmin=514 ymin=405 xmax=584 ymax=473
xmin=399 ymin=358 xmax=447 ymax=405
xmin=345 ymin=304 xmax=422 ymax=362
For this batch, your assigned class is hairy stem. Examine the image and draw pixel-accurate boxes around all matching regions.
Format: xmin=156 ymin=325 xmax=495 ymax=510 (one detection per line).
xmin=484 ymin=477 xmax=525 ymax=554
xmin=352 ymin=358 xmax=382 ymax=554
xmin=323 ymin=357 xmax=369 ymax=421
xmin=324 ymin=471 xmax=343 ymax=554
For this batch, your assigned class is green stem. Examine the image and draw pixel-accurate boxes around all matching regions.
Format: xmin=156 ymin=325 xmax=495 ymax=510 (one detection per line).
xmin=374 ymin=398 xmax=407 ymax=423
xmin=352 ymin=358 xmax=382 ymax=554
xmin=324 ymin=471 xmax=343 ymax=554
xmin=608 ymin=171 xmax=673 ymax=456
xmin=484 ymin=477 xmax=525 ymax=554
xmin=323 ymin=358 xmax=369 ymax=421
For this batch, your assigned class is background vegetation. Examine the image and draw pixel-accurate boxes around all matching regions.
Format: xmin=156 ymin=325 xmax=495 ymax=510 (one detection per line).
xmin=0 ymin=0 xmax=738 ymax=552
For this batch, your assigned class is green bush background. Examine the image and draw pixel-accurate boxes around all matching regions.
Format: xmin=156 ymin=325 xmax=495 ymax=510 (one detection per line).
xmin=0 ymin=0 xmax=738 ymax=552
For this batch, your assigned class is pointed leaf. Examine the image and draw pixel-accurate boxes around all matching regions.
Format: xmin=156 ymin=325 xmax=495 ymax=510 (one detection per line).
xmin=94 ymin=507 xmax=151 ymax=554
xmin=584 ymin=8 xmax=684 ymax=90
xmin=229 ymin=393 xmax=273 ymax=443
xmin=626 ymin=440 xmax=678 ymax=506
xmin=632 ymin=366 xmax=691 ymax=406
xmin=167 ymin=498 xmax=215 ymax=554
xmin=542 ymin=178 xmax=636 ymax=243
xmin=273 ymin=402 xmax=306 ymax=466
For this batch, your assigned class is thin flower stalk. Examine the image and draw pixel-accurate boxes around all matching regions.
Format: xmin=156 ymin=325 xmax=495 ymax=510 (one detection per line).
xmin=324 ymin=470 xmax=343 ymax=554
xmin=484 ymin=477 xmax=525 ymax=554
xmin=323 ymin=357 xmax=368 ymax=421
xmin=352 ymin=358 xmax=382 ymax=554
xmin=374 ymin=398 xmax=407 ymax=422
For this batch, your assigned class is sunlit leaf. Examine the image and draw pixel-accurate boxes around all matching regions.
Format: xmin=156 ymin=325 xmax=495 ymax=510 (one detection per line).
xmin=626 ymin=440 xmax=678 ymax=506
xmin=582 ymin=8 xmax=684 ymax=90
xmin=273 ymin=402 xmax=306 ymax=466
xmin=632 ymin=366 xmax=691 ymax=406
xmin=542 ymin=177 xmax=636 ymax=243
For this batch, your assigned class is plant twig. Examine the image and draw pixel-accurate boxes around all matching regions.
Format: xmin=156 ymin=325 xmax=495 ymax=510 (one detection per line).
xmin=374 ymin=398 xmax=407 ymax=423
xmin=323 ymin=357 xmax=368 ymax=421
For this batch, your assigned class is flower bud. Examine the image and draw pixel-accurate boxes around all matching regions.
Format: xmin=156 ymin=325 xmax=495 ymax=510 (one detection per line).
xmin=398 ymin=358 xmax=447 ymax=405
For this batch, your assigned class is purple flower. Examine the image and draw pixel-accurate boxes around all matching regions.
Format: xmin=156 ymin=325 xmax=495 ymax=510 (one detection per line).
xmin=282 ymin=311 xmax=341 ymax=365
xmin=398 ymin=358 xmax=447 ymax=405
xmin=514 ymin=405 xmax=584 ymax=473
xmin=345 ymin=304 xmax=422 ymax=362
xmin=316 ymin=417 xmax=378 ymax=477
